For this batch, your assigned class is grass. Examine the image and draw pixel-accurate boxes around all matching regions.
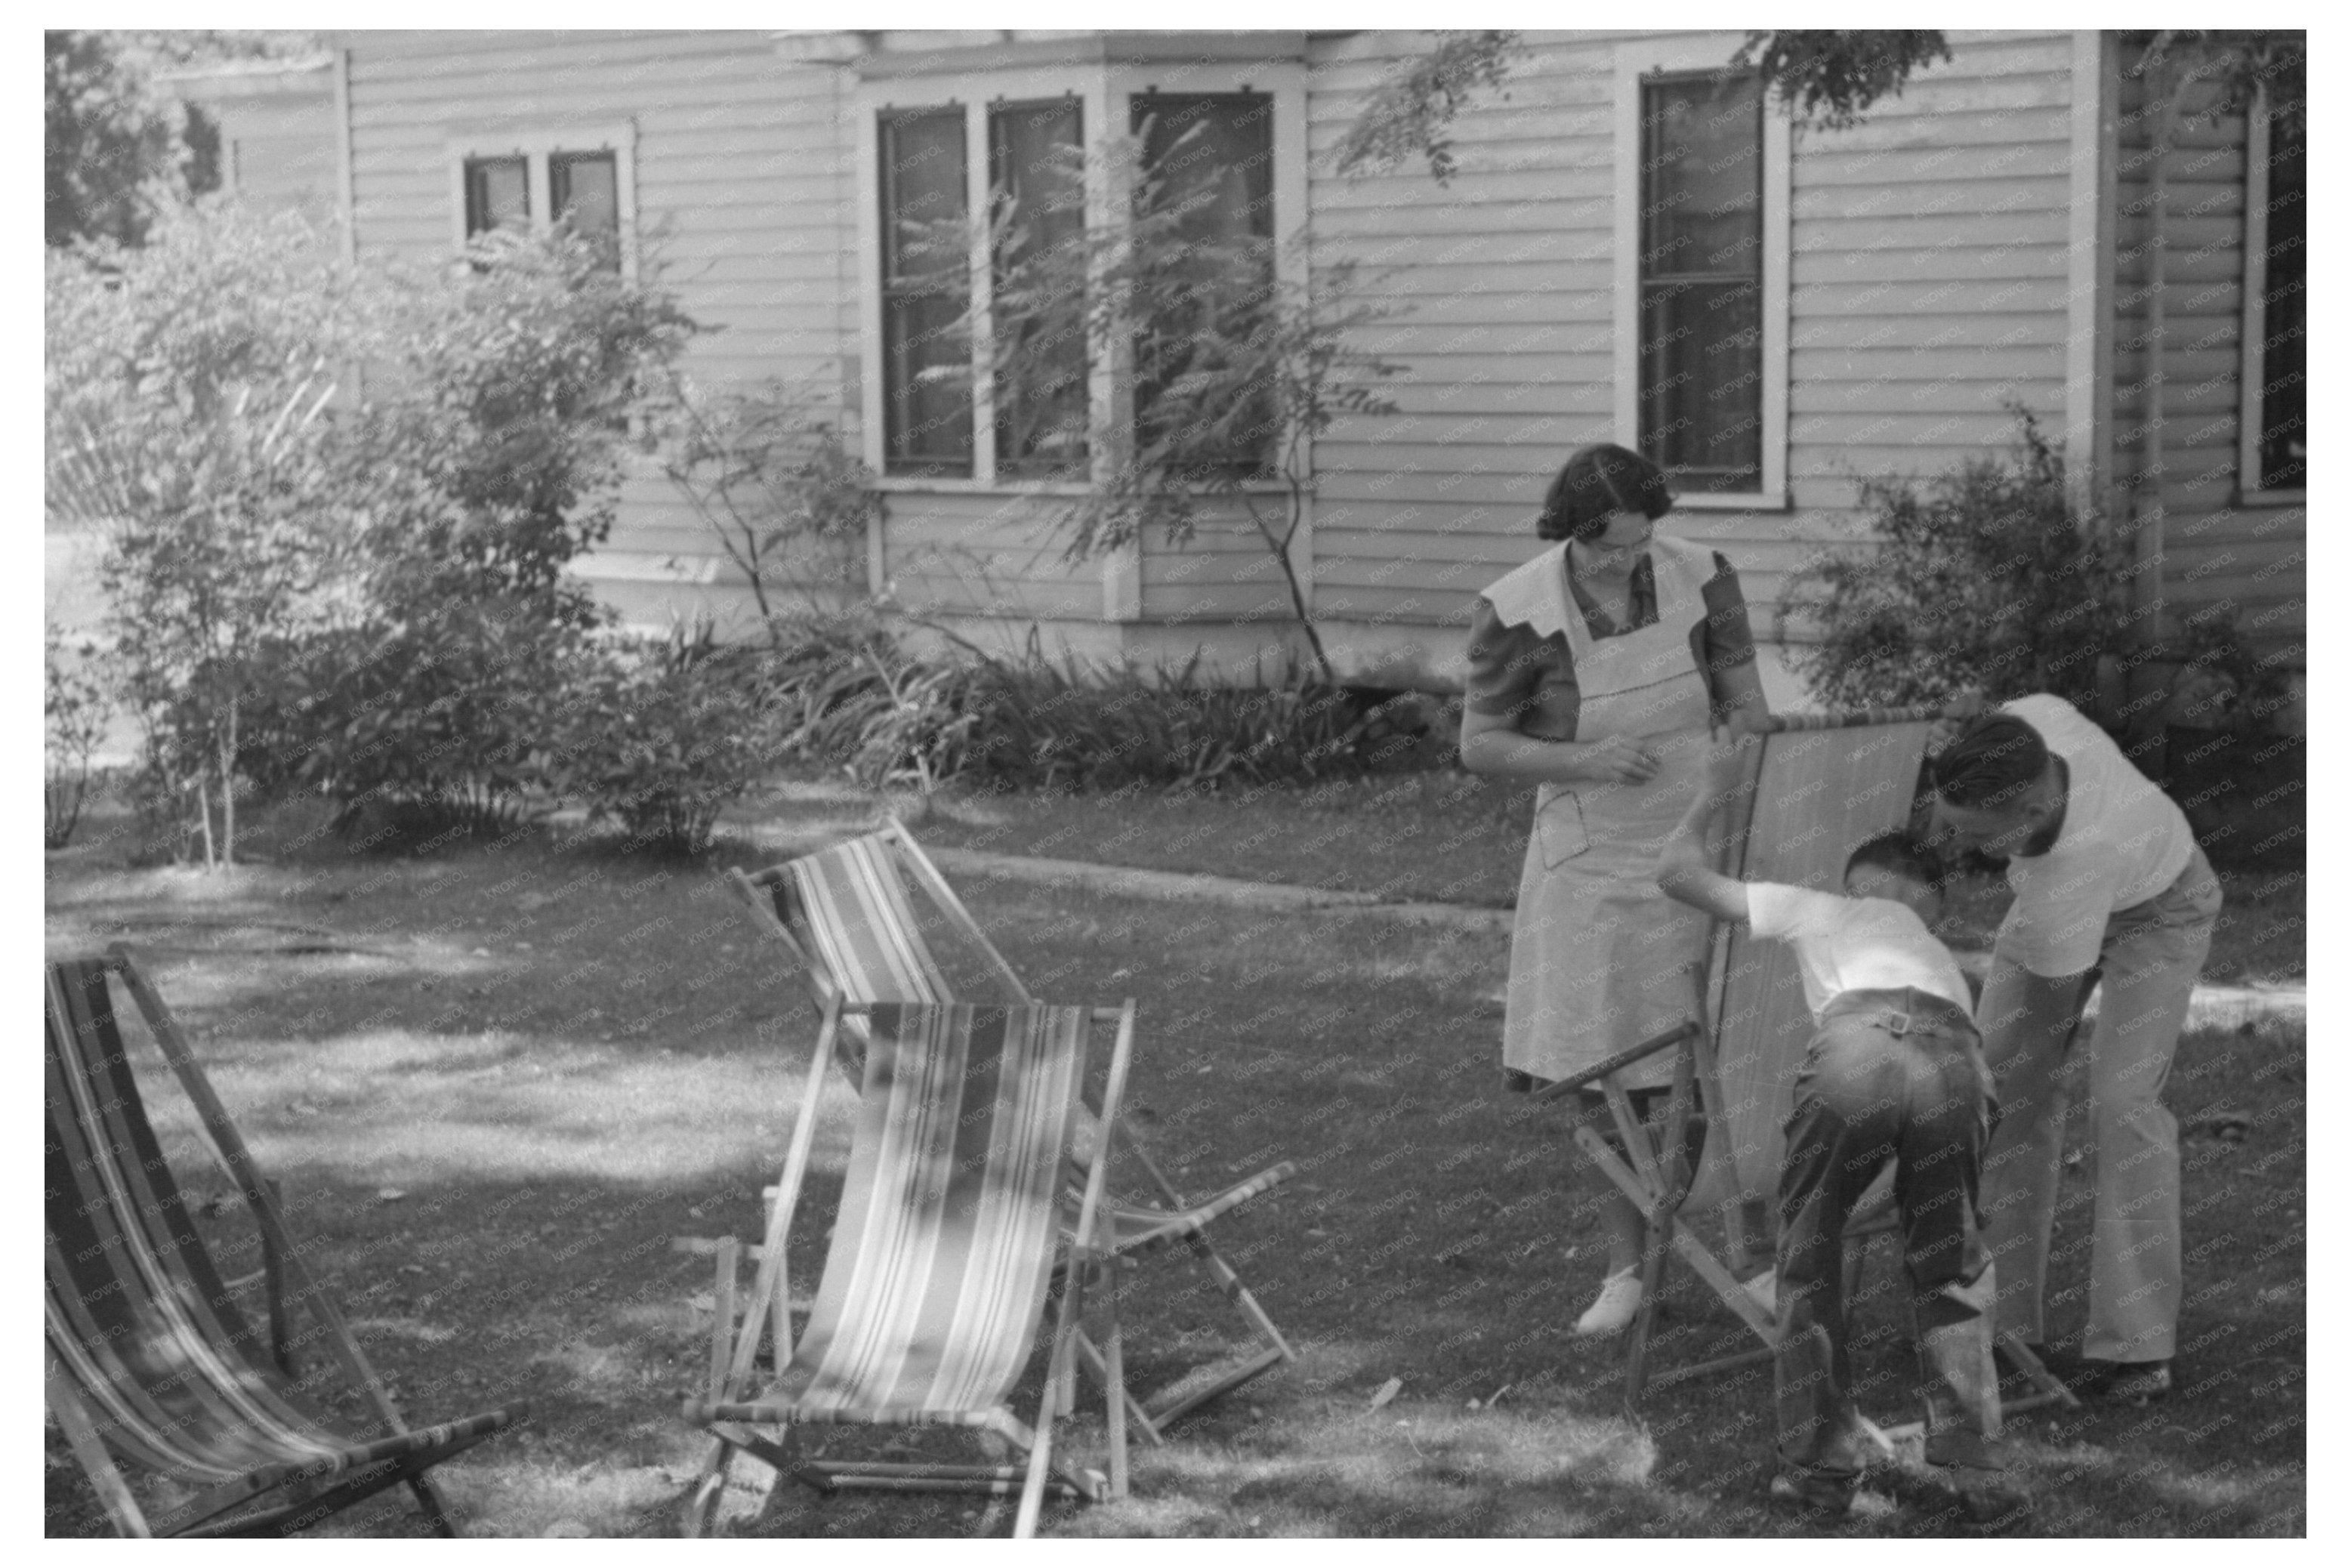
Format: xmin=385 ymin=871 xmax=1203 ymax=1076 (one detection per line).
xmin=44 ymin=789 xmax=2304 ymax=1538
xmin=902 ymin=772 xmax=2305 ymax=988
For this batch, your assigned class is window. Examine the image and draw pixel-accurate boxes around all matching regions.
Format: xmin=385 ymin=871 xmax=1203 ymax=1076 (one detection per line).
xmin=2239 ymin=88 xmax=2304 ymax=497
xmin=1639 ymin=72 xmax=1763 ymax=492
xmin=463 ymin=156 xmax=528 ymax=236
xmin=1131 ymin=92 xmax=1276 ymax=474
xmin=989 ymin=100 xmax=1087 ymax=474
xmin=1613 ymin=38 xmax=1789 ymax=508
xmin=878 ymin=107 xmax=973 ymax=476
xmin=853 ymin=54 xmax=1304 ymax=489
xmin=446 ymin=127 xmax=637 ymax=279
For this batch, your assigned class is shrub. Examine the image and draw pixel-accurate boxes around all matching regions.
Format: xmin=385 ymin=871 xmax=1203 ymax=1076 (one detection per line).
xmin=1782 ymin=408 xmax=2292 ymax=757
xmin=554 ymin=619 xmax=788 ymax=856
xmin=955 ymin=641 xmax=1400 ymax=793
xmin=762 ymin=608 xmax=983 ymax=792
xmin=1780 ymin=410 xmax=2133 ymax=716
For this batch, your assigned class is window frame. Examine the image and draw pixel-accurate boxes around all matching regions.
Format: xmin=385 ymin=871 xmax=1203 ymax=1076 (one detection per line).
xmin=1612 ymin=35 xmax=1790 ymax=511
xmin=2235 ymin=82 xmax=2304 ymax=506
xmin=852 ymin=58 xmax=1305 ymax=497
xmin=444 ymin=122 xmax=640 ymax=283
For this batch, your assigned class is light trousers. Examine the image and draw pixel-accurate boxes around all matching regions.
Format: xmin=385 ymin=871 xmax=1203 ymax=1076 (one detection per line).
xmin=1976 ymin=847 xmax=2222 ymax=1363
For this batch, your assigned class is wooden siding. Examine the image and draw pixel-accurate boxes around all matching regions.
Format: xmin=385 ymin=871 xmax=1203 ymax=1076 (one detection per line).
xmin=1303 ymin=29 xmax=2082 ymax=649
xmin=2107 ymin=67 xmax=2303 ymax=660
xmin=341 ymin=29 xmax=862 ymax=615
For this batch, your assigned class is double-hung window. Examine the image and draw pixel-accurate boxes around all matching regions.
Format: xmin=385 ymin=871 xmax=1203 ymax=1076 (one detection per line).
xmin=856 ymin=48 xmax=1304 ymax=488
xmin=450 ymin=127 xmax=637 ymax=278
xmin=2238 ymin=85 xmax=2304 ymax=499
xmin=1614 ymin=37 xmax=1790 ymax=508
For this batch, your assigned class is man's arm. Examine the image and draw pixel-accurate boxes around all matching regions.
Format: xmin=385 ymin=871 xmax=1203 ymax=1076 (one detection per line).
xmin=1973 ymin=951 xmax=2090 ymax=1078
xmin=1657 ymin=733 xmax=1756 ymax=925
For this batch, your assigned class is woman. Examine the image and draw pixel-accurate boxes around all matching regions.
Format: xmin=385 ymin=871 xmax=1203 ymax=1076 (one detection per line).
xmin=1460 ymin=443 xmax=1769 ymax=1335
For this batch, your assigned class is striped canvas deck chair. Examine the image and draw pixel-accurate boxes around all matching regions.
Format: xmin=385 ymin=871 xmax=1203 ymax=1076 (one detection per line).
xmin=722 ymin=823 xmax=1295 ymax=1437
xmin=680 ymin=999 xmax=1136 ymax=1539
xmin=1531 ymin=711 xmax=2075 ymax=1419
xmin=45 ymin=951 xmax=526 ymax=1538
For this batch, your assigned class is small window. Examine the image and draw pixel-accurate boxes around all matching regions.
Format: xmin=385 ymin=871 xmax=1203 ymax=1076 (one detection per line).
xmin=551 ymin=150 xmax=621 ymax=270
xmin=1131 ymin=91 xmax=1276 ymax=476
xmin=463 ymin=156 xmax=529 ymax=237
xmin=1637 ymin=71 xmax=1764 ymax=494
xmin=989 ymin=100 xmax=1087 ymax=475
xmin=2252 ymin=105 xmax=2303 ymax=492
xmin=878 ymin=107 xmax=973 ymax=478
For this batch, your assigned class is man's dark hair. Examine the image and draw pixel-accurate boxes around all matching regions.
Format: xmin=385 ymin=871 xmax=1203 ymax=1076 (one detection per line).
xmin=1930 ymin=713 xmax=2050 ymax=808
xmin=1844 ymin=829 xmax=1941 ymax=887
xmin=1536 ymin=442 xmax=1674 ymax=542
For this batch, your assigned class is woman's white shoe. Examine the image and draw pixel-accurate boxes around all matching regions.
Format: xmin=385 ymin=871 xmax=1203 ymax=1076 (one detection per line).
xmin=1575 ymin=1267 xmax=1644 ymax=1336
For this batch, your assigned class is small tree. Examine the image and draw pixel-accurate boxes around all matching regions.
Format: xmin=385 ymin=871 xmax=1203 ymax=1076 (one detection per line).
xmin=656 ymin=375 xmax=877 ymax=639
xmin=47 ymin=205 xmax=372 ymax=866
xmin=45 ymin=29 xmax=220 ymax=248
xmin=975 ymin=133 xmax=1408 ymax=684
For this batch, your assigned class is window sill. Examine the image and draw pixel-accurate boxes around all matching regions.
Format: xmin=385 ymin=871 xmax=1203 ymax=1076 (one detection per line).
xmin=1673 ymin=490 xmax=1790 ymax=514
xmin=872 ymin=475 xmax=1293 ymax=499
xmin=2234 ymin=487 xmax=2306 ymax=510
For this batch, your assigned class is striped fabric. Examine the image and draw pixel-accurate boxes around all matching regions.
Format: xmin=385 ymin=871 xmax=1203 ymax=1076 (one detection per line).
xmin=789 ymin=1005 xmax=1085 ymax=1418
xmin=44 ymin=958 xmax=518 ymax=1526
xmin=1694 ymin=718 xmax=1936 ymax=1209
xmin=778 ymin=837 xmax=961 ymax=1008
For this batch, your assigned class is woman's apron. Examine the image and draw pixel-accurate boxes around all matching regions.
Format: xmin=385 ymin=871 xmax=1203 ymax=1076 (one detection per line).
xmin=1483 ymin=536 xmax=1720 ymax=1088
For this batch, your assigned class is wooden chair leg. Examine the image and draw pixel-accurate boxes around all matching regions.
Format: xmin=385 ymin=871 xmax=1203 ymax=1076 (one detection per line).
xmin=405 ymin=1473 xmax=458 ymax=1538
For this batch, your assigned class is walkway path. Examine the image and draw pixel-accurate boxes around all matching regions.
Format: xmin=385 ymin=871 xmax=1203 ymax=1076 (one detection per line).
xmin=733 ymin=818 xmax=2304 ymax=1025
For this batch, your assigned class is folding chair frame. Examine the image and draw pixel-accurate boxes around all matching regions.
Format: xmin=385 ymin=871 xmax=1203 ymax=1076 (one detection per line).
xmin=45 ymin=948 xmax=526 ymax=1538
xmin=1531 ymin=712 xmax=2081 ymax=1428
xmin=680 ymin=998 xmax=1138 ymax=1539
xmin=721 ymin=821 xmax=1295 ymax=1437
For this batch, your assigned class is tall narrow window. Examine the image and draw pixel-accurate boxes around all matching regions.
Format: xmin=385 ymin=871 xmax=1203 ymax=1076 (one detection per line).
xmin=462 ymin=155 xmax=529 ymax=237
xmin=1638 ymin=72 xmax=1763 ymax=492
xmin=1132 ymin=91 xmax=1276 ymax=474
xmin=551 ymin=150 xmax=621 ymax=271
xmin=2254 ymin=105 xmax=2304 ymax=492
xmin=989 ymin=100 xmax=1086 ymax=474
xmin=878 ymin=108 xmax=972 ymax=477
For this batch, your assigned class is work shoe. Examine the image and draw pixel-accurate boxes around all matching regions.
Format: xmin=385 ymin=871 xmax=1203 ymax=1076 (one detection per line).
xmin=1768 ymin=1471 xmax=1855 ymax=1521
xmin=2072 ymin=1358 xmax=2171 ymax=1405
xmin=1575 ymin=1267 xmax=1643 ymax=1337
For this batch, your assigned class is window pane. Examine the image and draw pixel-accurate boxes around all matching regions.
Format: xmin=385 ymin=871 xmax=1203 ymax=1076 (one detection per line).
xmin=464 ymin=156 xmax=528 ymax=236
xmin=879 ymin=109 xmax=971 ymax=477
xmin=1643 ymin=75 xmax=1762 ymax=274
xmin=989 ymin=100 xmax=1087 ymax=474
xmin=1639 ymin=73 xmax=1763 ymax=490
xmin=2259 ymin=110 xmax=2304 ymax=490
xmin=1640 ymin=279 xmax=1763 ymax=489
xmin=881 ymin=110 xmax=968 ymax=286
xmin=551 ymin=151 xmax=621 ymax=272
xmin=1131 ymin=93 xmax=1276 ymax=476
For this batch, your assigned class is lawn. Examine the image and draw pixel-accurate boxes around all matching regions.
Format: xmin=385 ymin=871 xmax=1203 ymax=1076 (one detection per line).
xmin=44 ymin=790 xmax=2305 ymax=1538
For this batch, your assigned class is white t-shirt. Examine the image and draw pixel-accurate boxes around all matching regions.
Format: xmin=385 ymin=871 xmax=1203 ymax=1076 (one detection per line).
xmin=1745 ymin=881 xmax=1973 ymax=1020
xmin=1994 ymin=694 xmax=2196 ymax=978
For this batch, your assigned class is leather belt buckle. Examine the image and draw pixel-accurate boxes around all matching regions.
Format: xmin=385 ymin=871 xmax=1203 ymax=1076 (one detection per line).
xmin=1882 ymin=1010 xmax=1912 ymax=1037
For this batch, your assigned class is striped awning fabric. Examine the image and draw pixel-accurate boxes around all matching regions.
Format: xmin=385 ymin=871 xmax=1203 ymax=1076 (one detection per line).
xmin=788 ymin=1004 xmax=1085 ymax=1418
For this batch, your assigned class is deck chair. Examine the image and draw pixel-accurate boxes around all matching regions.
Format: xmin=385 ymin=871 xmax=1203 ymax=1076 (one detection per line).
xmin=1532 ymin=711 xmax=2078 ymax=1421
xmin=720 ymin=823 xmax=1296 ymax=1437
xmin=680 ymin=999 xmax=1136 ymax=1539
xmin=44 ymin=950 xmax=527 ymax=1538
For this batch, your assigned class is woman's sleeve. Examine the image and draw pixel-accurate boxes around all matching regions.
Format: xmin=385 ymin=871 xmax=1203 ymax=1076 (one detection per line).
xmin=1464 ymin=596 xmax=1575 ymax=737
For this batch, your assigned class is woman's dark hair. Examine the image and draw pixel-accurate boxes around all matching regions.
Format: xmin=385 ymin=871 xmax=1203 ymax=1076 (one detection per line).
xmin=1536 ymin=443 xmax=1674 ymax=542
xmin=1844 ymin=830 xmax=1942 ymax=888
xmin=1930 ymin=714 xmax=2051 ymax=809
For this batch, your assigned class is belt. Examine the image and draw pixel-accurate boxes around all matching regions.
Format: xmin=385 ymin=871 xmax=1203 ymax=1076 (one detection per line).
xmin=1818 ymin=986 xmax=1976 ymax=1040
